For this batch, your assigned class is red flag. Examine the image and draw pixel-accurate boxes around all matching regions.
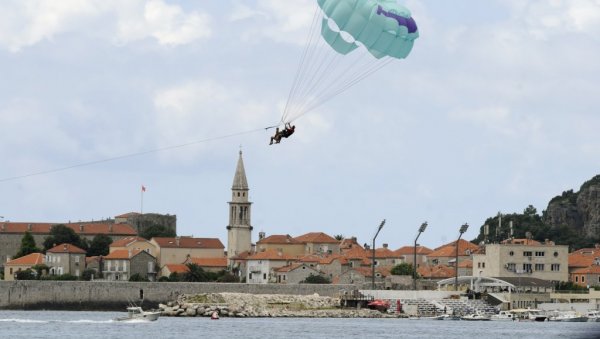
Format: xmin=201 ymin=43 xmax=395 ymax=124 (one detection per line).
xmin=142 ymin=185 xmax=146 ymax=192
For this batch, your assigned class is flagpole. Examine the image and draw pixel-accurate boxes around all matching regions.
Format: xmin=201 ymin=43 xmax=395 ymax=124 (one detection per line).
xmin=141 ymin=186 xmax=144 ymax=215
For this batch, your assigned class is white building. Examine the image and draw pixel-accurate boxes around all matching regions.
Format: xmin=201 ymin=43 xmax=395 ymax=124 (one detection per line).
xmin=472 ymin=239 xmax=568 ymax=282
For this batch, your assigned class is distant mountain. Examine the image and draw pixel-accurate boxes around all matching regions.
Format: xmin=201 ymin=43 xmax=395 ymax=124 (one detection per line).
xmin=473 ymin=175 xmax=600 ymax=250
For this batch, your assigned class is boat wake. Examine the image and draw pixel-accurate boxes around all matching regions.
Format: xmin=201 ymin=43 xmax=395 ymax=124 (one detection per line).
xmin=0 ymin=318 xmax=114 ymax=324
xmin=0 ymin=318 xmax=48 ymax=323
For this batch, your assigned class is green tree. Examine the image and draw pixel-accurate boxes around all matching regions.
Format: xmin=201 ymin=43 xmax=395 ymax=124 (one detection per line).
xmin=391 ymin=263 xmax=418 ymax=277
xmin=301 ymin=274 xmax=330 ymax=284
xmin=183 ymin=263 xmax=209 ymax=282
xmin=129 ymin=273 xmax=150 ymax=282
xmin=87 ymin=234 xmax=113 ymax=257
xmin=43 ymin=224 xmax=88 ymax=251
xmin=334 ymin=234 xmax=344 ymax=241
xmin=15 ymin=269 xmax=37 ymax=280
xmin=81 ymin=268 xmax=98 ymax=281
xmin=139 ymin=223 xmax=176 ymax=240
xmin=13 ymin=231 xmax=41 ymax=259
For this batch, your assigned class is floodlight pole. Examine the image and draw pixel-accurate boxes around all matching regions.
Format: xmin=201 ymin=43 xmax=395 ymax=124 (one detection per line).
xmin=455 ymin=223 xmax=469 ymax=291
xmin=372 ymin=219 xmax=386 ymax=289
xmin=413 ymin=222 xmax=427 ymax=290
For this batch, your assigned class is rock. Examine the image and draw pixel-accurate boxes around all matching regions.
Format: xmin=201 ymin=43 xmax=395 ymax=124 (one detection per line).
xmin=186 ymin=308 xmax=197 ymax=316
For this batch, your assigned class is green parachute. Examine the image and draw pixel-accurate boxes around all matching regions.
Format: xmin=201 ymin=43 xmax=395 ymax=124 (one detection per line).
xmin=280 ymin=0 xmax=419 ymax=124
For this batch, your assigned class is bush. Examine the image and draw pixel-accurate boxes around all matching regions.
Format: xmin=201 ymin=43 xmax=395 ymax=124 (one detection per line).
xmin=81 ymin=268 xmax=97 ymax=281
xmin=158 ymin=276 xmax=170 ymax=282
xmin=129 ymin=273 xmax=150 ymax=282
xmin=15 ymin=269 xmax=37 ymax=280
xmin=301 ymin=274 xmax=330 ymax=284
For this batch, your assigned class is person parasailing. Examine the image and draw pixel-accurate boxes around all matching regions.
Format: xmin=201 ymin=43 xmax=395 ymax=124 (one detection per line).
xmin=269 ymin=123 xmax=296 ymax=145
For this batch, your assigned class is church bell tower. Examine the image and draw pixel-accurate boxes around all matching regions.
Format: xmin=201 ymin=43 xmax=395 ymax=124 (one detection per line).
xmin=227 ymin=151 xmax=253 ymax=259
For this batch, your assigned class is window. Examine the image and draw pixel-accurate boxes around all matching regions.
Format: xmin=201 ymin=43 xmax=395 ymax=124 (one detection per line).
xmin=535 ymin=251 xmax=545 ymax=257
xmin=535 ymin=264 xmax=544 ymax=271
xmin=263 ymin=273 xmax=267 ymax=280
xmin=249 ymin=273 xmax=252 ymax=279
xmin=482 ymin=262 xmax=485 ymax=268
xmin=575 ymin=276 xmax=579 ymax=282
xmin=148 ymin=262 xmax=154 ymax=273
xmin=478 ymin=262 xmax=481 ymax=268
xmin=506 ymin=263 xmax=516 ymax=272
xmin=582 ymin=276 xmax=586 ymax=283
xmin=554 ymin=252 xmax=559 ymax=257
xmin=509 ymin=251 xmax=514 ymax=256
xmin=523 ymin=263 xmax=532 ymax=273
xmin=523 ymin=251 xmax=532 ymax=257
xmin=75 ymin=256 xmax=80 ymax=263
xmin=551 ymin=264 xmax=560 ymax=271
xmin=9 ymin=268 xmax=13 ymax=275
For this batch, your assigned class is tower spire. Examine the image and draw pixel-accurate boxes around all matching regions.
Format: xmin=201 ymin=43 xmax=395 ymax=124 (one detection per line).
xmin=232 ymin=150 xmax=248 ymax=190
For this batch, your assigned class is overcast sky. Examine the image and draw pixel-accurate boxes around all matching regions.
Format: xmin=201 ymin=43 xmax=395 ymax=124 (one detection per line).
xmin=1 ymin=0 xmax=599 ymax=250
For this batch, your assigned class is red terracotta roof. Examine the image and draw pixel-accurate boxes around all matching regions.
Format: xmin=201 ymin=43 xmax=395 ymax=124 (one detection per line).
xmin=339 ymin=238 xmax=363 ymax=250
xmin=110 ymin=236 xmax=150 ymax=247
xmin=247 ymin=249 xmax=297 ymax=261
xmin=571 ymin=265 xmax=600 ymax=274
xmin=343 ymin=246 xmax=369 ymax=260
xmin=275 ymin=262 xmax=305 ymax=273
xmin=165 ymin=264 xmax=189 ymax=274
xmin=294 ymin=232 xmax=339 ymax=244
xmin=429 ymin=239 xmax=478 ymax=258
xmin=0 ymin=222 xmax=136 ymax=236
xmin=230 ymin=251 xmax=253 ymax=261
xmin=86 ymin=256 xmax=101 ymax=265
xmin=5 ymin=253 xmax=44 ymax=266
xmin=417 ymin=265 xmax=454 ymax=279
xmin=569 ymin=248 xmax=600 ymax=268
xmin=103 ymin=249 xmax=149 ymax=260
xmin=257 ymin=234 xmax=302 ymax=245
xmin=319 ymin=254 xmax=348 ymax=265
xmin=374 ymin=247 xmax=398 ymax=258
xmin=152 ymin=237 xmax=224 ymax=249
xmin=394 ymin=245 xmax=433 ymax=256
xmin=186 ymin=257 xmax=228 ymax=267
xmin=297 ymin=254 xmax=322 ymax=263
xmin=47 ymin=243 xmax=86 ymax=254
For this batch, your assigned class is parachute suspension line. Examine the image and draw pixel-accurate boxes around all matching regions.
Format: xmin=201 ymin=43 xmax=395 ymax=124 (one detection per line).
xmin=286 ymin=36 xmax=346 ymax=121
xmin=304 ymin=58 xmax=393 ymax=115
xmin=290 ymin=50 xmax=372 ymax=120
xmin=283 ymin=12 xmax=332 ymax=124
xmin=281 ymin=7 xmax=322 ymax=125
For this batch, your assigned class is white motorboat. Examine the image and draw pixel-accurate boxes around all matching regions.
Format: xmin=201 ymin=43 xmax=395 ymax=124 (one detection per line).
xmin=548 ymin=311 xmax=588 ymax=322
xmin=490 ymin=311 xmax=515 ymax=321
xmin=114 ymin=306 xmax=161 ymax=322
xmin=586 ymin=310 xmax=600 ymax=322
xmin=461 ymin=312 xmax=491 ymax=321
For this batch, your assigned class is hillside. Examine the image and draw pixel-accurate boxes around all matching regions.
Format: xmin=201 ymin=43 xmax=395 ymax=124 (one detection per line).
xmin=473 ymin=175 xmax=600 ymax=250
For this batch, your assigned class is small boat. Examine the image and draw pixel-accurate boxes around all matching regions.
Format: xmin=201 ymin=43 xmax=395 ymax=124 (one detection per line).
xmin=548 ymin=311 xmax=588 ymax=322
xmin=490 ymin=311 xmax=515 ymax=321
xmin=586 ymin=310 xmax=600 ymax=322
xmin=461 ymin=312 xmax=491 ymax=321
xmin=422 ymin=314 xmax=450 ymax=320
xmin=114 ymin=306 xmax=161 ymax=322
xmin=367 ymin=299 xmax=390 ymax=312
xmin=211 ymin=311 xmax=219 ymax=320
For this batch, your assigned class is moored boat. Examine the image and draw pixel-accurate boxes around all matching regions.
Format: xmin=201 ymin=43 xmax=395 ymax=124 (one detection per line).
xmin=548 ymin=311 xmax=588 ymax=322
xmin=461 ymin=312 xmax=491 ymax=321
xmin=490 ymin=311 xmax=515 ymax=321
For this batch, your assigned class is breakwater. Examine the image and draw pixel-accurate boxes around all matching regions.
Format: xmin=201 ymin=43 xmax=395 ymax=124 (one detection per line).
xmin=0 ymin=281 xmax=354 ymax=311
xmin=159 ymin=292 xmax=393 ymax=318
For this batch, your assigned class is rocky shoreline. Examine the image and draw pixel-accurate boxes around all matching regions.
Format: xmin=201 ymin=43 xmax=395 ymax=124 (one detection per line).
xmin=159 ymin=293 xmax=400 ymax=318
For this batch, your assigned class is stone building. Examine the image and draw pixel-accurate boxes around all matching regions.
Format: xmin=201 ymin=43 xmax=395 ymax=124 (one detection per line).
xmin=294 ymin=232 xmax=340 ymax=255
xmin=46 ymin=243 xmax=87 ymax=278
xmin=102 ymin=249 xmax=157 ymax=281
xmin=110 ymin=236 xmax=157 ymax=257
xmin=256 ymin=234 xmax=305 ymax=256
xmin=275 ymin=263 xmax=324 ymax=284
xmin=472 ymin=239 xmax=568 ymax=282
xmin=114 ymin=212 xmax=177 ymax=236
xmin=0 ymin=221 xmax=136 ymax=269
xmin=246 ymin=249 xmax=297 ymax=284
xmin=151 ymin=236 xmax=225 ymax=276
xmin=3 ymin=253 xmax=44 ymax=281
xmin=226 ymin=151 xmax=253 ymax=260
xmin=427 ymin=239 xmax=479 ymax=267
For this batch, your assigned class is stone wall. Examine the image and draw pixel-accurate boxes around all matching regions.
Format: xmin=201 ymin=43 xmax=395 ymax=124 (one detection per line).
xmin=0 ymin=281 xmax=353 ymax=310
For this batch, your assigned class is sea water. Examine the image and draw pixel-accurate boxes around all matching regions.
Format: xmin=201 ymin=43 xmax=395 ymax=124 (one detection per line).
xmin=1 ymin=311 xmax=599 ymax=339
